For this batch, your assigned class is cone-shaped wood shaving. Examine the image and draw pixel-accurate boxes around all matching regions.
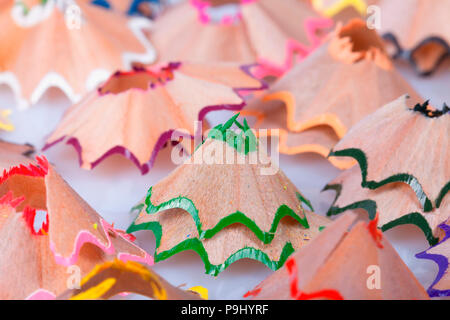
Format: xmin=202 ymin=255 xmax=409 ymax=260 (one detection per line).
xmin=379 ymin=0 xmax=450 ymax=75
xmin=149 ymin=0 xmax=332 ymax=77
xmin=330 ymin=95 xmax=449 ymax=217
xmin=0 ymin=156 xmax=152 ymax=299
xmin=245 ymin=213 xmax=429 ymax=300
xmin=57 ymin=260 xmax=201 ymax=300
xmin=325 ymin=165 xmax=449 ymax=245
xmin=417 ymin=220 xmax=450 ymax=297
xmin=44 ymin=62 xmax=264 ymax=174
xmin=0 ymin=0 xmax=155 ymax=109
xmin=128 ymin=119 xmax=331 ymax=275
xmin=244 ymin=19 xmax=421 ymax=169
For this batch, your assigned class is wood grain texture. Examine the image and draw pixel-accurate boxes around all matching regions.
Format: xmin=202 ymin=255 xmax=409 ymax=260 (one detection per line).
xmin=0 ymin=1 xmax=153 ymax=108
xmin=45 ymin=62 xmax=261 ymax=171
xmin=0 ymin=162 xmax=151 ymax=299
xmin=150 ymin=0 xmax=328 ymax=71
xmin=332 ymin=95 xmax=449 ymax=204
xmin=135 ymin=139 xmax=331 ymax=269
xmin=243 ymin=19 xmax=421 ymax=168
xmin=379 ymin=0 xmax=450 ymax=48
xmin=251 ymin=213 xmax=429 ymax=300
xmin=328 ymin=165 xmax=450 ymax=238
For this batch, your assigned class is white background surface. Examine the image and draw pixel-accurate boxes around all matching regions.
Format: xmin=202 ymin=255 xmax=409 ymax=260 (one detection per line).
xmin=0 ymin=58 xmax=449 ymax=299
